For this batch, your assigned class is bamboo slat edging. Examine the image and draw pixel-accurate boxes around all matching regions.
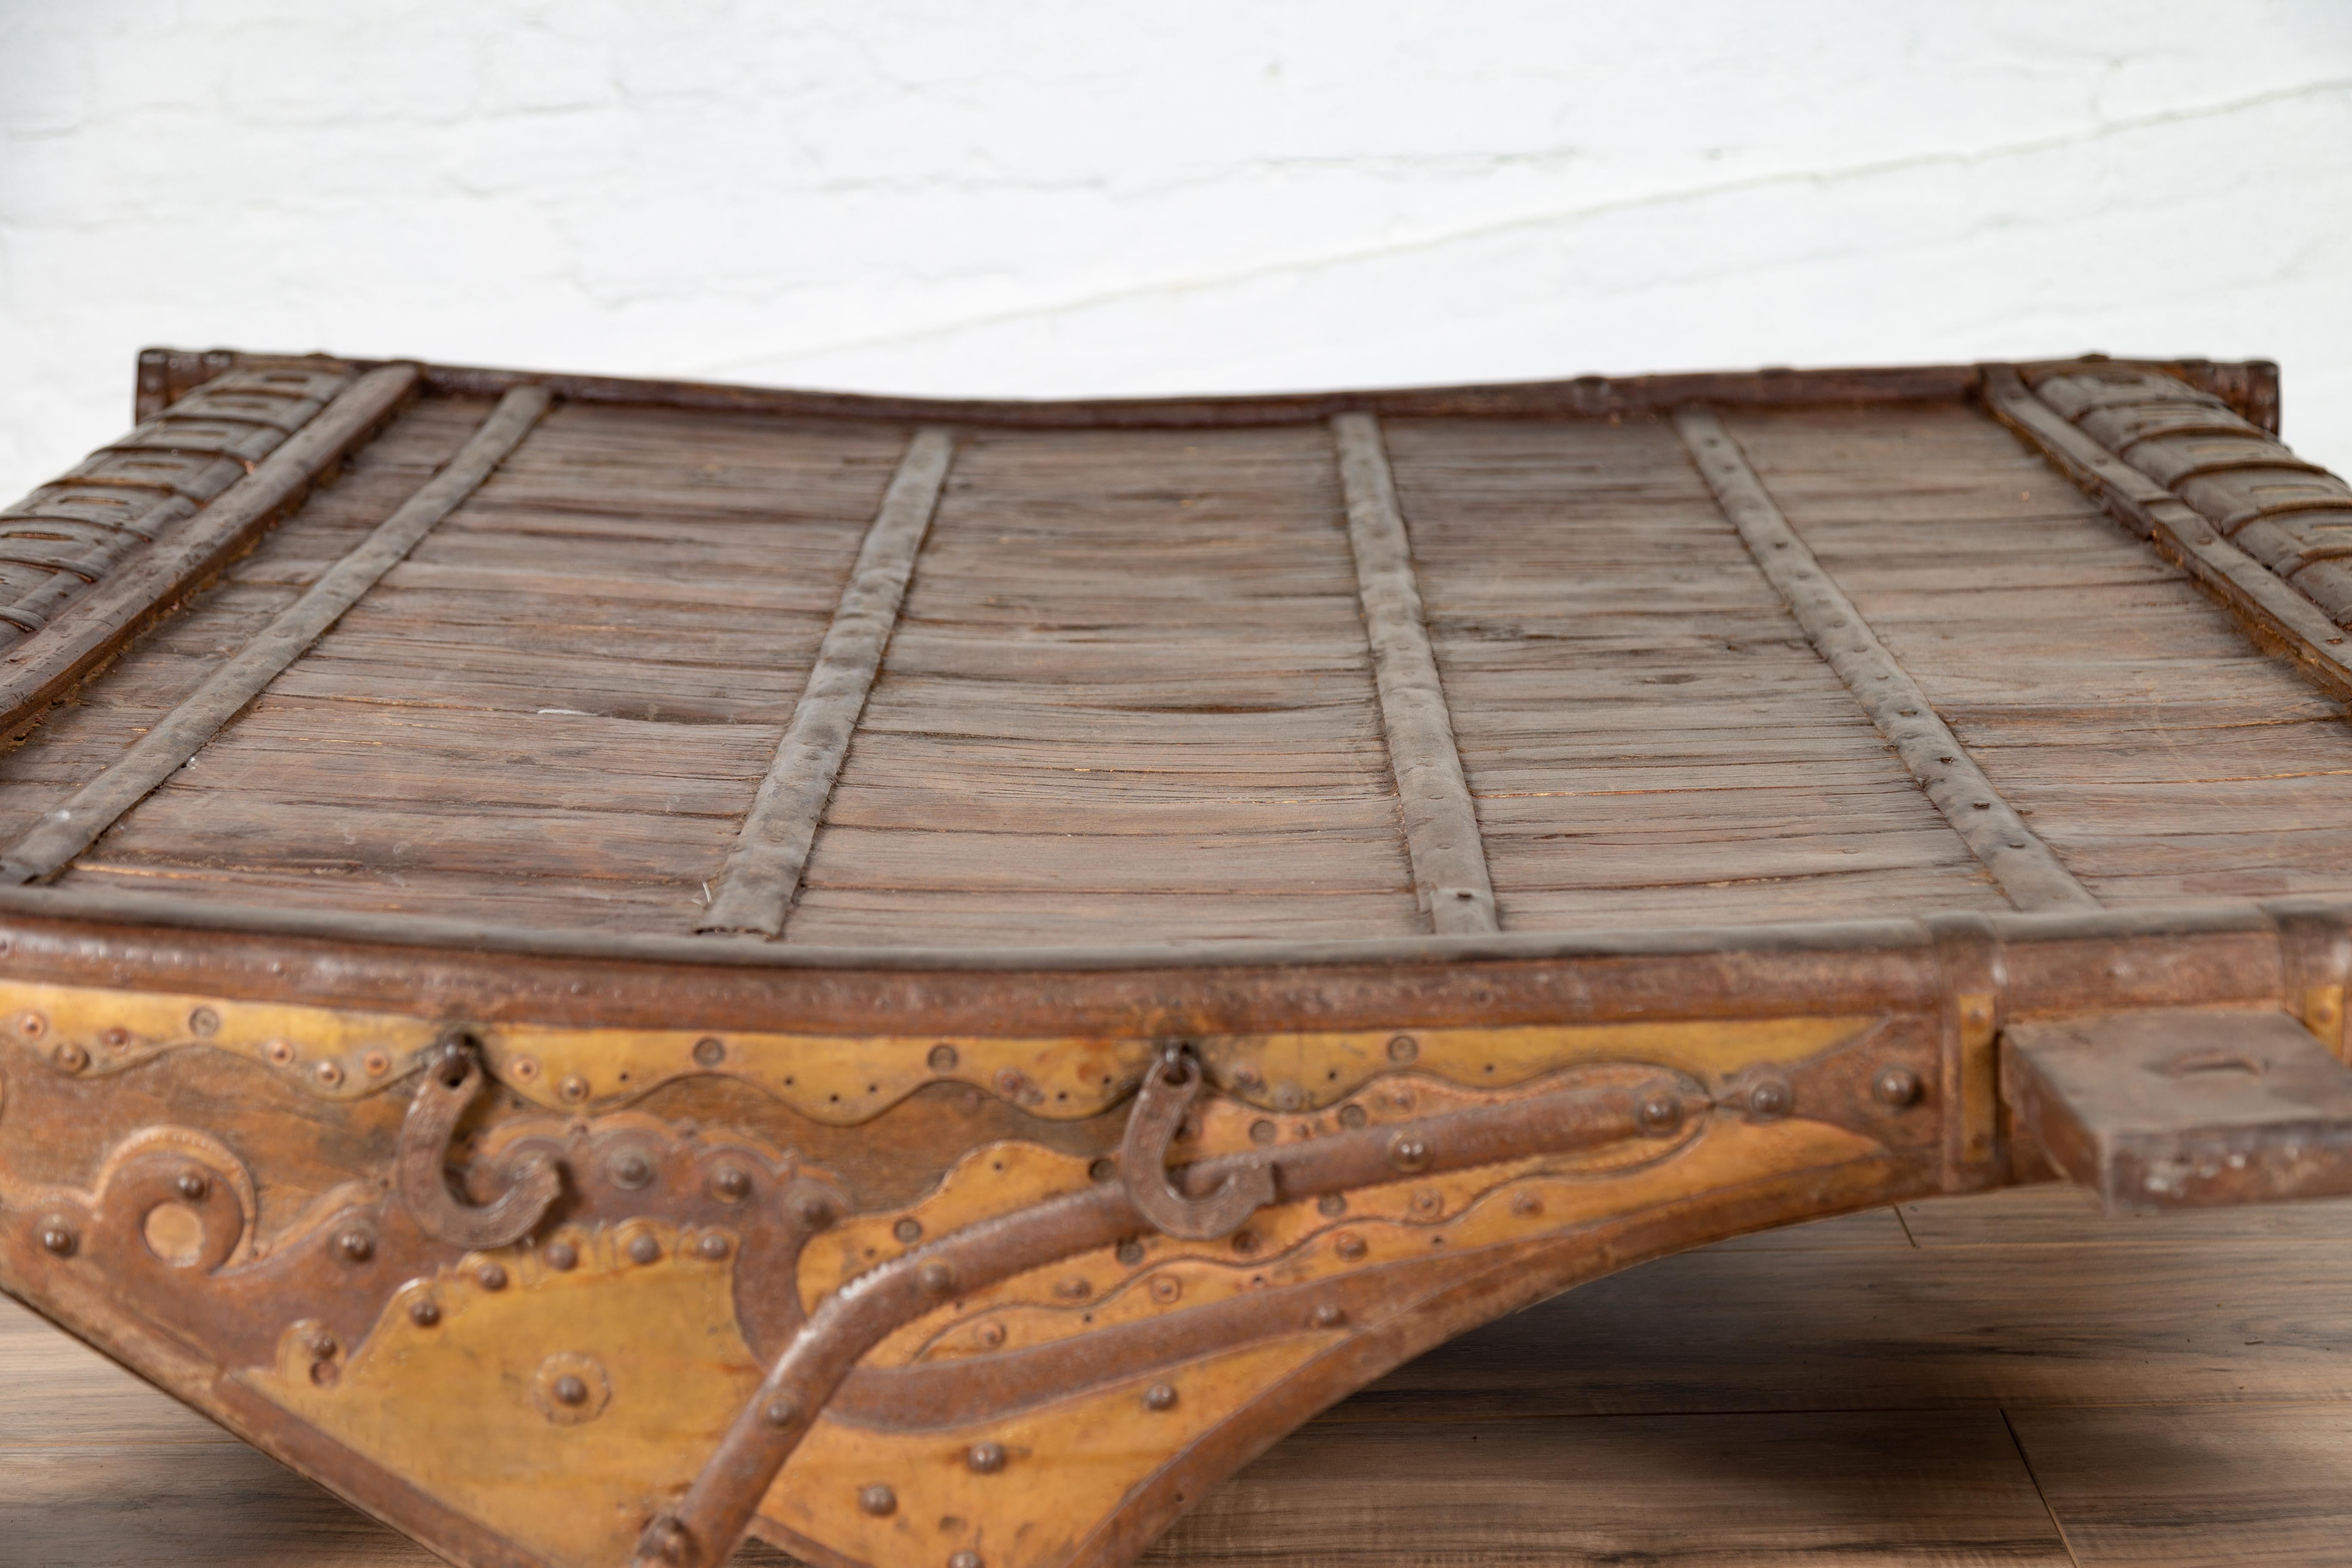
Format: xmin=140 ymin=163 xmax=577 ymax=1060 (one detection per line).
xmin=1980 ymin=365 xmax=2352 ymax=706
xmin=0 ymin=364 xmax=421 ymax=742
xmin=1673 ymin=405 xmax=2099 ymax=914
xmin=0 ymin=385 xmax=550 ymax=887
xmin=1331 ymin=413 xmax=1498 ymax=935
xmin=699 ymin=427 xmax=956 ymax=937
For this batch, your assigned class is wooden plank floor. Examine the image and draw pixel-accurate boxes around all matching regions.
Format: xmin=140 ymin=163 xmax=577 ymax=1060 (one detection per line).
xmin=9 ymin=1185 xmax=2352 ymax=1566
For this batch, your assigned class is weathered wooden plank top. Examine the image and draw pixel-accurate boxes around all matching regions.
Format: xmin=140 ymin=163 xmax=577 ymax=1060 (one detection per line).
xmin=0 ymin=349 xmax=2337 ymax=961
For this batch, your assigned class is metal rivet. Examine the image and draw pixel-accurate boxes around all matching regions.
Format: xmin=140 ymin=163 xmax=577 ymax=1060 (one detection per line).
xmin=764 ymin=1398 xmax=799 ymax=1428
xmin=919 ymin=1261 xmax=956 ymax=1296
xmin=1233 ymin=1066 xmax=1262 ymax=1088
xmin=1088 ymin=1156 xmax=1118 ymax=1182
xmin=894 ymin=1217 xmax=923 ymax=1244
xmin=1273 ymin=1083 xmax=1303 ymax=1112
xmin=557 ymin=1074 xmax=590 ymax=1103
xmin=552 ymin=1375 xmax=589 ymax=1407
xmin=99 ymin=1026 xmax=128 ymax=1050
xmin=1054 ymin=1274 xmax=1091 ymax=1299
xmin=1510 ymin=1191 xmax=1543 ymax=1217
xmin=1150 ymin=1275 xmax=1182 ymax=1304
xmin=793 ymin=1191 xmax=833 ymax=1229
xmin=335 ymin=1228 xmax=374 ymax=1263
xmin=544 ymin=1241 xmax=579 ymax=1272
xmin=692 ymin=1036 xmax=725 ymax=1067
xmin=509 ymin=1055 xmax=540 ymax=1082
xmin=266 ymin=1039 xmax=295 ymax=1066
xmin=1143 ymin=1382 xmax=1178 ymax=1412
xmin=1638 ymin=1091 xmax=1681 ymax=1132
xmin=1317 ymin=1193 xmax=1346 ymax=1217
xmin=1334 ymin=1233 xmax=1367 ymax=1262
xmin=1389 ymin=1133 xmax=1432 ymax=1173
xmin=1312 ymin=1303 xmax=1347 ymax=1329
xmin=1746 ymin=1079 xmax=1792 ymax=1118
xmin=1874 ymin=1065 xmax=1922 ymax=1107
xmin=304 ymin=1328 xmax=339 ymax=1360
xmin=629 ymin=1234 xmax=662 ymax=1266
xmin=610 ymin=1152 xmax=654 ymax=1189
xmin=1232 ymin=1229 xmax=1259 ymax=1255
xmin=1338 ymin=1103 xmax=1368 ymax=1130
xmin=38 ymin=1221 xmax=76 ymax=1257
xmin=858 ymin=1484 xmax=897 ymax=1517
xmin=14 ymin=1011 xmax=46 ymax=1041
xmin=696 ymin=1233 xmax=730 ymax=1261
xmin=408 ymin=1298 xmax=441 ymax=1328
xmin=976 ymin=1321 xmax=1006 ymax=1348
xmin=949 ymin=1552 xmax=984 ymax=1568
xmin=1387 ymin=1034 xmax=1418 ymax=1064
xmin=362 ymin=1051 xmax=390 ymax=1077
xmin=476 ymin=1263 xmax=509 ymax=1291
xmin=1116 ymin=1238 xmax=1145 ymax=1265
xmin=175 ymin=1170 xmax=209 ymax=1201
xmin=1249 ymin=1119 xmax=1277 ymax=1145
xmin=928 ymin=1043 xmax=959 ymax=1071
xmin=51 ymin=1042 xmax=87 ymax=1073
xmin=966 ymin=1440 xmax=1007 ymax=1474
xmin=713 ymin=1165 xmax=752 ymax=1201
xmin=314 ymin=1060 xmax=345 ymax=1089
xmin=1409 ymin=1188 xmax=1442 ymax=1219
xmin=188 ymin=1007 xmax=219 ymax=1037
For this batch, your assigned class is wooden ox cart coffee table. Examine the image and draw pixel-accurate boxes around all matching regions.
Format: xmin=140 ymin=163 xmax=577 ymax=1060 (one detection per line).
xmin=0 ymin=346 xmax=2346 ymax=1568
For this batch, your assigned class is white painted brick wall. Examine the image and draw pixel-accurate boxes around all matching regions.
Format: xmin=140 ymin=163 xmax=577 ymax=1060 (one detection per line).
xmin=3 ymin=0 xmax=2349 ymax=501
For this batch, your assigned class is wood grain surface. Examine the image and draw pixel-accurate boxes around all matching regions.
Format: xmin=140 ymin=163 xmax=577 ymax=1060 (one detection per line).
xmin=9 ymin=1183 xmax=2351 ymax=1566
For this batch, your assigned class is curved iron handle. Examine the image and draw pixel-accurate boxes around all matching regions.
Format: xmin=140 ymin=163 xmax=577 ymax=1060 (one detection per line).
xmin=396 ymin=1037 xmax=562 ymax=1250
xmin=1119 ymin=1045 xmax=1275 ymax=1240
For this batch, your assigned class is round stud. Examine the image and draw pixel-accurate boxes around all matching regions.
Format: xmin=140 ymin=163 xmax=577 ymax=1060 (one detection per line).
xmin=966 ymin=1440 xmax=1007 ymax=1474
xmin=266 ymin=1039 xmax=295 ymax=1066
xmin=552 ymin=1375 xmax=589 ymax=1407
xmin=175 ymin=1170 xmax=210 ymax=1201
xmin=304 ymin=1328 xmax=339 ymax=1360
xmin=893 ymin=1216 xmax=923 ymax=1244
xmin=692 ymin=1036 xmax=726 ymax=1067
xmin=1409 ymin=1188 xmax=1442 ymax=1219
xmin=628 ymin=1234 xmax=662 ymax=1266
xmin=712 ymin=1165 xmax=752 ymax=1202
xmin=1053 ymin=1274 xmax=1091 ymax=1300
xmin=314 ymin=1060 xmax=345 ymax=1089
xmin=99 ymin=1026 xmax=129 ymax=1050
xmin=476 ymin=1262 xmax=509 ymax=1291
xmin=928 ymin=1043 xmax=959 ymax=1072
xmin=187 ymin=1006 xmax=219 ymax=1037
xmin=763 ymin=1398 xmax=799 ymax=1428
xmin=1387 ymin=1034 xmax=1419 ymax=1064
xmin=793 ymin=1191 xmax=834 ymax=1229
xmin=1088 ymin=1156 xmax=1118 ymax=1182
xmin=1510 ymin=1191 xmax=1544 ymax=1218
xmin=544 ymin=1241 xmax=579 ymax=1272
xmin=1874 ymin=1065 xmax=1922 ymax=1107
xmin=1273 ymin=1083 xmax=1304 ymax=1112
xmin=363 ymin=1050 xmax=391 ymax=1078
xmin=509 ymin=1056 xmax=540 ymax=1082
xmin=1312 ymin=1303 xmax=1348 ymax=1329
xmin=949 ymin=1553 xmax=984 ymax=1568
xmin=557 ymin=1074 xmax=590 ymax=1103
xmin=1338 ymin=1103 xmax=1368 ymax=1130
xmin=918 ymin=1261 xmax=956 ymax=1297
xmin=1231 ymin=1229 xmax=1259 ymax=1256
xmin=1143 ymin=1382 xmax=1179 ymax=1412
xmin=858 ymin=1484 xmax=897 ymax=1518
xmin=1150 ymin=1275 xmax=1182 ymax=1304
xmin=37 ymin=1221 xmax=76 ymax=1257
xmin=334 ymin=1228 xmax=374 ymax=1263
xmin=14 ymin=1011 xmax=46 ymax=1041
xmin=1389 ymin=1133 xmax=1433 ymax=1173
xmin=408 ymin=1298 xmax=442 ymax=1328
xmin=1248 ymin=1119 xmax=1277 ymax=1145
xmin=1746 ymin=1079 xmax=1792 ymax=1118
xmin=609 ymin=1152 xmax=654 ymax=1190
xmin=51 ymin=1042 xmax=87 ymax=1074
xmin=975 ymin=1321 xmax=1007 ymax=1349
xmin=1116 ymin=1238 xmax=1145 ymax=1265
xmin=1334 ymin=1233 xmax=1367 ymax=1262
xmin=696 ymin=1233 xmax=730 ymax=1261
xmin=1638 ymin=1090 xmax=1682 ymax=1133
xmin=1317 ymin=1193 xmax=1347 ymax=1217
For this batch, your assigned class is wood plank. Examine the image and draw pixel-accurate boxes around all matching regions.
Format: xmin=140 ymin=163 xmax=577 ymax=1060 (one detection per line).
xmin=2010 ymin=1403 xmax=2352 ymax=1566
xmin=1152 ymin=1410 xmax=2072 ymax=1568
xmin=1676 ymin=405 xmax=2096 ymax=912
